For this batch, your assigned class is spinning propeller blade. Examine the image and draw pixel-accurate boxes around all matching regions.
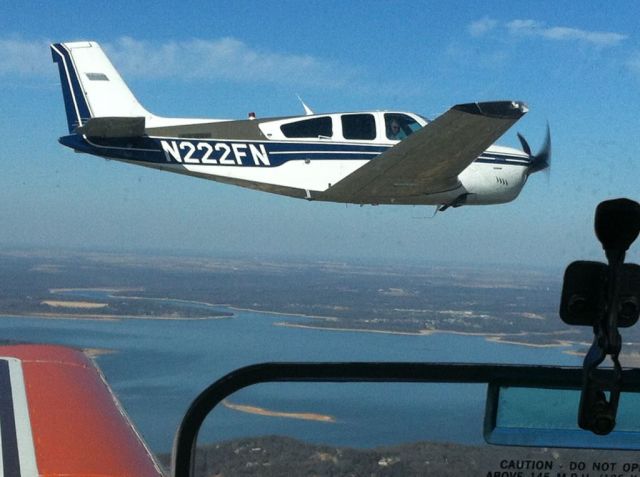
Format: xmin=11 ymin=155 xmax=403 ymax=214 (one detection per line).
xmin=518 ymin=124 xmax=551 ymax=177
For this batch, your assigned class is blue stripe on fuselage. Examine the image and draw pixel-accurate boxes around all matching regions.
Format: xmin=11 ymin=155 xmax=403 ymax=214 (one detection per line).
xmin=60 ymin=135 xmax=389 ymax=166
xmin=476 ymin=153 xmax=529 ymax=166
xmin=59 ymin=134 xmax=531 ymax=169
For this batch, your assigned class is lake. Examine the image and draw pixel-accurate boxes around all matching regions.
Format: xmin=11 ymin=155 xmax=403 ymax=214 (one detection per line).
xmin=0 ymin=303 xmax=581 ymax=453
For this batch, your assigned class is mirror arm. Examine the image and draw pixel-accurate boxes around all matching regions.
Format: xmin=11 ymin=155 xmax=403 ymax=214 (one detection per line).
xmin=577 ymin=250 xmax=624 ymax=435
xmin=577 ymin=198 xmax=640 ymax=435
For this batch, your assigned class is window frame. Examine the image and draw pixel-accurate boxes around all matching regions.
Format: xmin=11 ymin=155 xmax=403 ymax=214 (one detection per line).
xmin=340 ymin=113 xmax=377 ymax=141
xmin=280 ymin=116 xmax=333 ymax=139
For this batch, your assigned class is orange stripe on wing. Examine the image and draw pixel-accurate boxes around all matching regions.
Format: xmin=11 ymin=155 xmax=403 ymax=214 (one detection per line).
xmin=0 ymin=344 xmax=163 ymax=477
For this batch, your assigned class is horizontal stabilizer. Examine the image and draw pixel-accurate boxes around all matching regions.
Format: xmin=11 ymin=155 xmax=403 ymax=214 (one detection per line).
xmin=76 ymin=116 xmax=146 ymax=138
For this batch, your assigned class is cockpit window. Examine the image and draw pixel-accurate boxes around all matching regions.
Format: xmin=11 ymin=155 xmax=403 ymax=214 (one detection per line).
xmin=385 ymin=113 xmax=422 ymax=140
xmin=341 ymin=114 xmax=376 ymax=140
xmin=280 ymin=117 xmax=332 ymax=138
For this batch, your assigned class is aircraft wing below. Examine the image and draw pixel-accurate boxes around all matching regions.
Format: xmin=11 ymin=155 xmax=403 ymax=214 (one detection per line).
xmin=319 ymin=101 xmax=528 ymax=204
xmin=0 ymin=344 xmax=163 ymax=476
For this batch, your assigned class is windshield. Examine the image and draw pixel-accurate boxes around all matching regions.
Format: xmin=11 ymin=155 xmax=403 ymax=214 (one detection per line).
xmin=2 ymin=3 xmax=639 ymax=476
xmin=385 ymin=113 xmax=423 ymax=140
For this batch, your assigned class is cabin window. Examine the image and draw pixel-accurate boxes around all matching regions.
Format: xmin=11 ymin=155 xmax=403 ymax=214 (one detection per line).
xmin=341 ymin=114 xmax=376 ymax=140
xmin=280 ymin=117 xmax=332 ymax=138
xmin=385 ymin=113 xmax=422 ymax=140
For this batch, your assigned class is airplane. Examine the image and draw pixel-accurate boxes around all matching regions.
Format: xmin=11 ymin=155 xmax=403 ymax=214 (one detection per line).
xmin=51 ymin=41 xmax=550 ymax=211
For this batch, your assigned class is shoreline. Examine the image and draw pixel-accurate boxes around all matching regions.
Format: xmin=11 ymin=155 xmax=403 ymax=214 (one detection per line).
xmin=0 ymin=312 xmax=231 ymax=321
xmin=83 ymin=347 xmax=117 ymax=358
xmin=2 ymin=288 xmax=592 ymax=350
xmin=0 ymin=309 xmax=584 ymax=350
xmin=222 ymin=399 xmax=335 ymax=423
xmin=275 ymin=321 xmax=579 ymax=349
xmin=42 ymin=300 xmax=108 ymax=309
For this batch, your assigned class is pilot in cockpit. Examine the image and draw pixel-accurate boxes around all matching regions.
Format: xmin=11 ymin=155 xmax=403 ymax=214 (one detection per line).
xmin=387 ymin=118 xmax=406 ymax=140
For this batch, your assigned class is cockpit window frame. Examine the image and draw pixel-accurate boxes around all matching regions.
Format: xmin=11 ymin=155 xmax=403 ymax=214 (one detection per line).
xmin=384 ymin=113 xmax=423 ymax=141
xmin=280 ymin=116 xmax=333 ymax=139
xmin=341 ymin=113 xmax=377 ymax=141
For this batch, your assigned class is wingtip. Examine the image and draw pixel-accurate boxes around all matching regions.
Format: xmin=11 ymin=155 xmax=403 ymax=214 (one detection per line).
xmin=454 ymin=101 xmax=528 ymax=119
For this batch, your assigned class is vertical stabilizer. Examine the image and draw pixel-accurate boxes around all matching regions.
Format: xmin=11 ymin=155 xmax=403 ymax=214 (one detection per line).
xmin=51 ymin=42 xmax=151 ymax=133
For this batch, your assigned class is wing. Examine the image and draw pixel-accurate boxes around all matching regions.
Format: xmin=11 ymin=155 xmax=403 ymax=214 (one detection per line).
xmin=0 ymin=344 xmax=163 ymax=476
xmin=319 ymin=101 xmax=528 ymax=204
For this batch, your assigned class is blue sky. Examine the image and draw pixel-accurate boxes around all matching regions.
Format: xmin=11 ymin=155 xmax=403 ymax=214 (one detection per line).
xmin=1 ymin=1 xmax=639 ymax=268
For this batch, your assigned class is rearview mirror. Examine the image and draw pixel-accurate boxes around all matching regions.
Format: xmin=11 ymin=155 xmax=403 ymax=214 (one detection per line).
xmin=485 ymin=383 xmax=640 ymax=450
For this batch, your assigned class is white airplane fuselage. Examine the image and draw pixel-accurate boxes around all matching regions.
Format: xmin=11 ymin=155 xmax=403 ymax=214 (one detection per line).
xmin=52 ymin=41 xmax=540 ymax=208
xmin=60 ymin=114 xmax=531 ymax=207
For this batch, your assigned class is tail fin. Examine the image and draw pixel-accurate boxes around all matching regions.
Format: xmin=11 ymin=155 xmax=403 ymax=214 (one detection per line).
xmin=51 ymin=41 xmax=151 ymax=134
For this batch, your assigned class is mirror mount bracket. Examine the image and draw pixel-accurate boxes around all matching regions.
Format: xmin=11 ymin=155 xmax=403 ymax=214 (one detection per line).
xmin=564 ymin=198 xmax=640 ymax=435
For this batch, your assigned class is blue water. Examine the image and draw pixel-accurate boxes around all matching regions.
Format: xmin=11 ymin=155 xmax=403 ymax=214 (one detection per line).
xmin=0 ymin=304 xmax=581 ymax=453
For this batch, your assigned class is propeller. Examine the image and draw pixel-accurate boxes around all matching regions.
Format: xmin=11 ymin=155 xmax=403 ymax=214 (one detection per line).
xmin=517 ymin=123 xmax=551 ymax=177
